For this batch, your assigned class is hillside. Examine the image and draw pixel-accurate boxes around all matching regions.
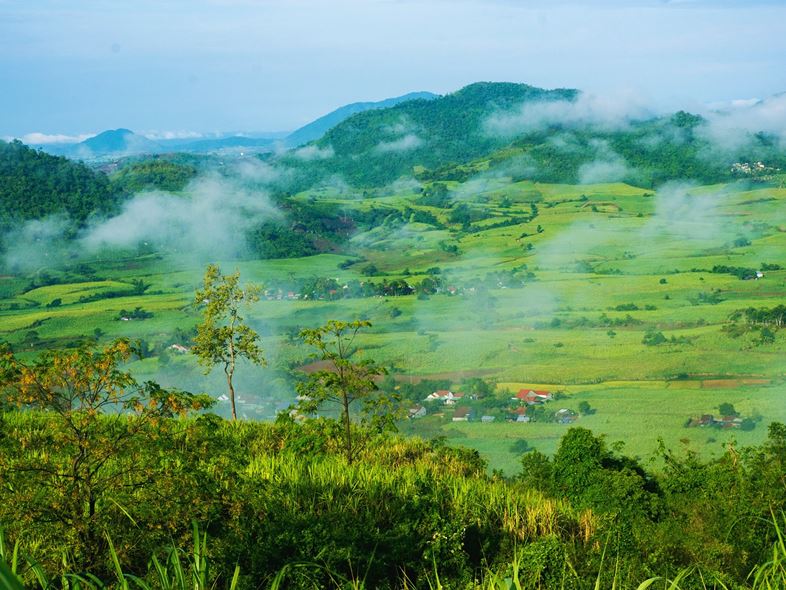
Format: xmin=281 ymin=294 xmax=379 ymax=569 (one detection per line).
xmin=285 ymin=90 xmax=438 ymax=147
xmin=279 ymin=82 xmax=786 ymax=189
xmin=0 ymin=139 xmax=120 ymax=224
xmin=280 ymin=82 xmax=578 ymax=185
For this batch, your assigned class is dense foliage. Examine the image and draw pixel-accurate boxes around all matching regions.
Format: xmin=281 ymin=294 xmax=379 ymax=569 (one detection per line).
xmin=111 ymin=157 xmax=198 ymax=193
xmin=0 ymin=140 xmax=119 ymax=224
xmin=286 ymin=82 xmax=578 ymax=186
xmin=2 ymin=341 xmax=786 ymax=589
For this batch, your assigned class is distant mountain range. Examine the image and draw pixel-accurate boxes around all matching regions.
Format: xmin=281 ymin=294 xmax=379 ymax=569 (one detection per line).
xmin=20 ymin=82 xmax=786 ymax=190
xmin=31 ymin=91 xmax=439 ymax=160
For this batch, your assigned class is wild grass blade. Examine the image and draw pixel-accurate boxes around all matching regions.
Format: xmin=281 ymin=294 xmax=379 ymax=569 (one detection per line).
xmin=0 ymin=555 xmax=25 ymax=590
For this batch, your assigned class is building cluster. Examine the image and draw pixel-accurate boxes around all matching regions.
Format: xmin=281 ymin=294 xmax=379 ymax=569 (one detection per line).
xmin=408 ymin=388 xmax=578 ymax=425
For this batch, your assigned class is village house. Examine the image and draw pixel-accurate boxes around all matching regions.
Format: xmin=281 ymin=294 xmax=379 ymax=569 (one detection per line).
xmin=513 ymin=389 xmax=552 ymax=405
xmin=452 ymin=407 xmax=472 ymax=422
xmin=408 ymin=405 xmax=427 ymax=419
xmin=168 ymin=344 xmax=189 ymax=354
xmin=510 ymin=406 xmax=530 ymax=423
xmin=425 ymin=390 xmax=465 ymax=405
xmin=481 ymin=415 xmax=495 ymax=423
xmin=555 ymin=408 xmax=577 ymax=424
xmin=688 ymin=414 xmax=715 ymax=427
xmin=687 ymin=414 xmax=744 ymax=428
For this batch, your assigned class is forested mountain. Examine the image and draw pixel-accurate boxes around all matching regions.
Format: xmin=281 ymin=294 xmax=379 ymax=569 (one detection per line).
xmin=279 ymin=82 xmax=786 ymax=188
xmin=279 ymin=82 xmax=576 ymax=185
xmin=285 ymin=90 xmax=438 ymax=147
xmin=0 ymin=140 xmax=120 ymax=224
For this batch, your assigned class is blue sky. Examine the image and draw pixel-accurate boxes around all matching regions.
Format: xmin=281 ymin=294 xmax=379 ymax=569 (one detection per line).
xmin=2 ymin=0 xmax=785 ymax=140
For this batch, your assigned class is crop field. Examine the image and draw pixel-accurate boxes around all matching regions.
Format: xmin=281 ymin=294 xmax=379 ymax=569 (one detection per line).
xmin=2 ymin=179 xmax=785 ymax=473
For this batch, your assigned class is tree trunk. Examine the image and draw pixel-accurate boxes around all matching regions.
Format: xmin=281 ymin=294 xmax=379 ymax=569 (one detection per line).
xmin=342 ymin=392 xmax=352 ymax=464
xmin=226 ymin=367 xmax=237 ymax=420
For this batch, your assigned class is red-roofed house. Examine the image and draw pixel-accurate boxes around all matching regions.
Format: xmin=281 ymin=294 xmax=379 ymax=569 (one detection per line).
xmin=513 ymin=389 xmax=552 ymax=405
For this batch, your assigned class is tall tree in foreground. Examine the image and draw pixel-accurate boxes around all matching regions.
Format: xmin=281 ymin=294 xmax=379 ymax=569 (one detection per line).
xmin=192 ymin=264 xmax=264 ymax=420
xmin=296 ymin=320 xmax=398 ymax=463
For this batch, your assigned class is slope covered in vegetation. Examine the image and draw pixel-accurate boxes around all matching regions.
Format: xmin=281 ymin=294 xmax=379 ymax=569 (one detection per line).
xmin=0 ymin=140 xmax=119 ymax=224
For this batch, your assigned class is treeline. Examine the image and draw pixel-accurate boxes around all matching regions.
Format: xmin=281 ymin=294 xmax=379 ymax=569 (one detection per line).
xmin=263 ymin=266 xmax=535 ymax=302
xmin=730 ymin=304 xmax=786 ymax=327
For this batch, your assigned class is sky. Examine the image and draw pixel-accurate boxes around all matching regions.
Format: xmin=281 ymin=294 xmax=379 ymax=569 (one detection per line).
xmin=1 ymin=0 xmax=785 ymax=141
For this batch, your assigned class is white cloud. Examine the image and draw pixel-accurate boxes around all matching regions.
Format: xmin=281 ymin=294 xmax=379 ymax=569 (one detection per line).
xmin=15 ymin=132 xmax=95 ymax=144
xmin=80 ymin=175 xmax=280 ymax=261
xmin=699 ymin=93 xmax=786 ymax=150
xmin=374 ymin=133 xmax=423 ymax=153
xmin=292 ymin=144 xmax=334 ymax=160
xmin=483 ymin=91 xmax=653 ymax=138
xmin=142 ymin=130 xmax=204 ymax=140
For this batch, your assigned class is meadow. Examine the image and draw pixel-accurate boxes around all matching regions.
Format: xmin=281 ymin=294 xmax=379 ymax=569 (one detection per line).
xmin=2 ymin=177 xmax=785 ymax=473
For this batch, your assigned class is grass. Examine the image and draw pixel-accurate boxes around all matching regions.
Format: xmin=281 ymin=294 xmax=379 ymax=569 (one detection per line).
xmin=4 ymin=514 xmax=786 ymax=589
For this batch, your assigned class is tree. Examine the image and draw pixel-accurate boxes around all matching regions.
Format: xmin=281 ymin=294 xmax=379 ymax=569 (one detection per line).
xmin=0 ymin=339 xmax=212 ymax=571
xmin=192 ymin=264 xmax=265 ymax=420
xmin=718 ymin=402 xmax=738 ymax=417
xmin=295 ymin=320 xmax=397 ymax=463
xmin=578 ymin=400 xmax=594 ymax=415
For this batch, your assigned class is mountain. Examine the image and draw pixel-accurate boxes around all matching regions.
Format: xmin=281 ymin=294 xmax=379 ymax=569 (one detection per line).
xmin=79 ymin=128 xmax=163 ymax=157
xmin=37 ymin=128 xmax=164 ymax=160
xmin=0 ymin=139 xmax=120 ymax=225
xmin=285 ymin=91 xmax=438 ymax=147
xmin=282 ymin=82 xmax=578 ymax=186
xmin=280 ymin=82 xmax=786 ymax=188
xmin=157 ymin=135 xmax=277 ymax=154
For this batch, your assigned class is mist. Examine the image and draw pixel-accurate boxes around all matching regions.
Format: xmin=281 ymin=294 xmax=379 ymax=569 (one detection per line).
xmin=642 ymin=182 xmax=737 ymax=245
xmin=2 ymin=215 xmax=76 ymax=272
xmin=2 ymin=171 xmax=282 ymax=273
xmin=483 ymin=91 xmax=653 ymax=138
xmin=699 ymin=93 xmax=786 ymax=153
xmin=374 ymin=134 xmax=424 ymax=154
xmin=577 ymin=140 xmax=632 ymax=184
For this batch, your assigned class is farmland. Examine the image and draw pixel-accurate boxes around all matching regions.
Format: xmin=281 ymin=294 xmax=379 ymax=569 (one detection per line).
xmin=2 ymin=177 xmax=786 ymax=473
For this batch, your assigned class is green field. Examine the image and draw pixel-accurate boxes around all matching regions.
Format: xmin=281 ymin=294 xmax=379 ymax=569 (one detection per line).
xmin=3 ymin=179 xmax=785 ymax=473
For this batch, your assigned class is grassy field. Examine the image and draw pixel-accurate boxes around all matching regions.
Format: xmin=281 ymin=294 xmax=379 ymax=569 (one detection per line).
xmin=2 ymin=179 xmax=785 ymax=473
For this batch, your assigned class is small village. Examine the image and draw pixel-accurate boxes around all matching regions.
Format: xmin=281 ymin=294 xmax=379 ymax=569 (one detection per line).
xmin=408 ymin=388 xmax=579 ymax=425
xmin=686 ymin=413 xmax=754 ymax=430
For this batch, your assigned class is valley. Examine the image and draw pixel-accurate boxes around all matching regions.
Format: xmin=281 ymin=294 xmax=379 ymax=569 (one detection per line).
xmin=3 ymin=166 xmax=784 ymax=473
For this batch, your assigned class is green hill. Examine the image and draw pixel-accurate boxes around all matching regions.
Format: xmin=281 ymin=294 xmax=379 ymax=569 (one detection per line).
xmin=285 ymin=91 xmax=438 ymax=147
xmin=284 ymin=82 xmax=577 ymax=186
xmin=0 ymin=140 xmax=120 ymax=225
xmin=280 ymin=83 xmax=786 ymax=189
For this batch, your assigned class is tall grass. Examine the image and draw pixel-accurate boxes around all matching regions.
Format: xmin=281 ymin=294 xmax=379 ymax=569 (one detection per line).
xmin=748 ymin=514 xmax=786 ymax=590
xmin=0 ymin=524 xmax=239 ymax=590
xmin=2 ymin=523 xmax=785 ymax=590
